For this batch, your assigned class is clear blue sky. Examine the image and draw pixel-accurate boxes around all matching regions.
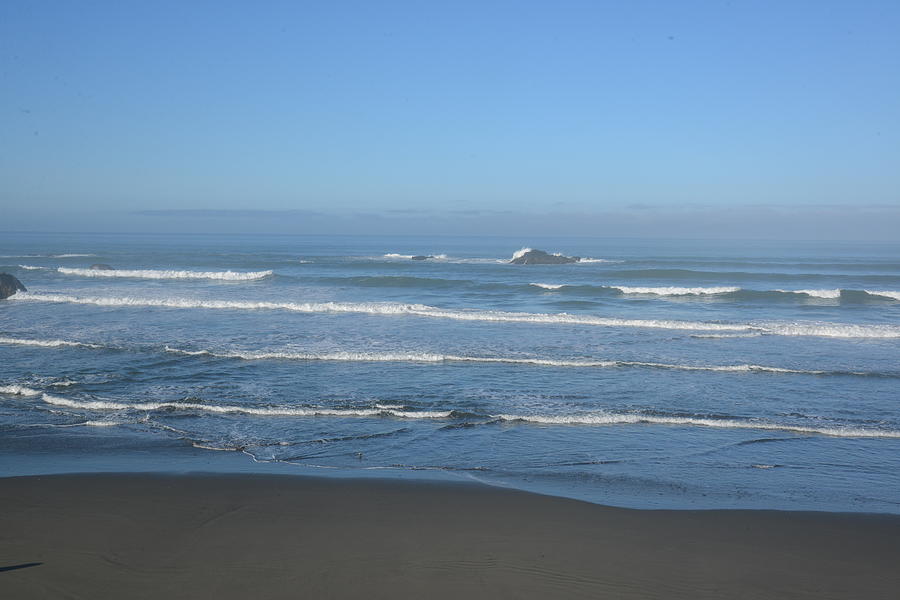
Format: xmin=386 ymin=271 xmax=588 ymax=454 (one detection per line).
xmin=2 ymin=0 xmax=899 ymax=239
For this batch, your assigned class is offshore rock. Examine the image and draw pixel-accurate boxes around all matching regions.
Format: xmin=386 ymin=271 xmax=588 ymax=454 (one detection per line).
xmin=411 ymin=255 xmax=433 ymax=261
xmin=0 ymin=273 xmax=27 ymax=299
xmin=509 ymin=248 xmax=580 ymax=265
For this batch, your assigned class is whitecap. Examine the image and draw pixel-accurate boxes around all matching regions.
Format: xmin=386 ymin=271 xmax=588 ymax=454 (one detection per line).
xmin=612 ymin=286 xmax=740 ymax=296
xmin=865 ymin=290 xmax=900 ymax=301
xmin=0 ymin=385 xmax=42 ymax=396
xmin=530 ymin=283 xmax=567 ymax=290
xmin=775 ymin=289 xmax=842 ymax=299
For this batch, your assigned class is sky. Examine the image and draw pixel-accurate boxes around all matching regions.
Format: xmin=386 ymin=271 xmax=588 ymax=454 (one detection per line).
xmin=1 ymin=0 xmax=899 ymax=240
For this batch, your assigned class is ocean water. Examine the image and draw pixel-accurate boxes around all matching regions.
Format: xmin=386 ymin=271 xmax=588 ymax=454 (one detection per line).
xmin=2 ymin=232 xmax=899 ymax=512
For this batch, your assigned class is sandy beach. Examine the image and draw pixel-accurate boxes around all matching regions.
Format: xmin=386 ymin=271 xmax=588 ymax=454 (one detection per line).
xmin=1 ymin=473 xmax=898 ymax=599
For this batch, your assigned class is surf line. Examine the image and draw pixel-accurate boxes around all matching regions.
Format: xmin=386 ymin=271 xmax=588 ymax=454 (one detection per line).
xmin=10 ymin=292 xmax=900 ymax=338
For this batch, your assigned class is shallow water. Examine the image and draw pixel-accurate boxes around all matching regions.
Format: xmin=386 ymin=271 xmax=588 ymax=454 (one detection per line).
xmin=2 ymin=233 xmax=899 ymax=511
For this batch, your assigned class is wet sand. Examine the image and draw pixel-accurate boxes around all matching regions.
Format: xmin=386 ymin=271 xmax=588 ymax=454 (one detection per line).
xmin=1 ymin=473 xmax=898 ymax=599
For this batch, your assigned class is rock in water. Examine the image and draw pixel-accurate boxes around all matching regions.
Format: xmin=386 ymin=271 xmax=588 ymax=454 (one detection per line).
xmin=411 ymin=255 xmax=433 ymax=261
xmin=90 ymin=264 xmax=114 ymax=270
xmin=509 ymin=248 xmax=580 ymax=265
xmin=0 ymin=273 xmax=27 ymax=299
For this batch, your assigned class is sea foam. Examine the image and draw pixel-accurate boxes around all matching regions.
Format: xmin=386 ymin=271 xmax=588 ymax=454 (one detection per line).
xmin=57 ymin=268 xmax=273 ymax=281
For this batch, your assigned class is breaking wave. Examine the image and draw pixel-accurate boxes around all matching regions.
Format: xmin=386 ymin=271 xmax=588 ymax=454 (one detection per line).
xmin=38 ymin=394 xmax=453 ymax=419
xmin=612 ymin=286 xmax=740 ymax=296
xmin=0 ymin=336 xmax=102 ymax=349
xmin=161 ymin=346 xmax=875 ymax=376
xmin=775 ymin=289 xmax=842 ymax=299
xmin=57 ymin=267 xmax=274 ymax=280
xmin=530 ymin=283 xmax=567 ymax=290
xmin=12 ymin=292 xmax=900 ymax=338
xmin=28 ymin=391 xmax=900 ymax=439
xmin=867 ymin=290 xmax=900 ymax=301
xmin=494 ymin=412 xmax=900 ymax=438
xmin=0 ymin=385 xmax=42 ymax=396
xmin=383 ymin=253 xmax=449 ymax=260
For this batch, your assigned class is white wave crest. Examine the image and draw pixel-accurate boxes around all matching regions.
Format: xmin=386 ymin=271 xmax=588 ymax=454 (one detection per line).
xmin=13 ymin=293 xmax=751 ymax=333
xmin=511 ymin=247 xmax=533 ymax=260
xmin=52 ymin=254 xmax=96 ymax=258
xmin=494 ymin=412 xmax=900 ymax=438
xmin=163 ymin=346 xmax=831 ymax=375
xmin=57 ymin=267 xmax=273 ymax=281
xmin=35 ymin=391 xmax=899 ymax=439
xmin=865 ymin=290 xmax=900 ymax=301
xmin=18 ymin=265 xmax=47 ymax=270
xmin=776 ymin=289 xmax=842 ymax=299
xmin=577 ymin=258 xmax=622 ymax=263
xmin=39 ymin=394 xmax=452 ymax=419
xmin=13 ymin=292 xmax=900 ymax=338
xmin=763 ymin=323 xmax=900 ymax=338
xmin=613 ymin=286 xmax=740 ymax=296
xmin=530 ymin=283 xmax=567 ymax=290
xmin=0 ymin=385 xmax=42 ymax=396
xmin=0 ymin=336 xmax=102 ymax=349
xmin=384 ymin=253 xmax=449 ymax=260
xmin=691 ymin=333 xmax=764 ymax=339
xmin=83 ymin=420 xmax=122 ymax=427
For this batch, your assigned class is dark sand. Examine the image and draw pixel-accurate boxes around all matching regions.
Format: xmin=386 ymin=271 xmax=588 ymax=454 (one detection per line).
xmin=1 ymin=474 xmax=898 ymax=599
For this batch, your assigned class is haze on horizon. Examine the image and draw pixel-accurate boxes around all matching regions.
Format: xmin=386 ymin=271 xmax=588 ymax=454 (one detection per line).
xmin=1 ymin=1 xmax=898 ymax=241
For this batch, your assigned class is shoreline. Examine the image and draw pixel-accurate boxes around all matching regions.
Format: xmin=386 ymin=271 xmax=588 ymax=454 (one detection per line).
xmin=2 ymin=472 xmax=899 ymax=599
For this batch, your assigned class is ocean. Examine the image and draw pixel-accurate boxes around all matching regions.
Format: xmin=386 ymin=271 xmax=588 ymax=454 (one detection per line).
xmin=2 ymin=232 xmax=899 ymax=512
